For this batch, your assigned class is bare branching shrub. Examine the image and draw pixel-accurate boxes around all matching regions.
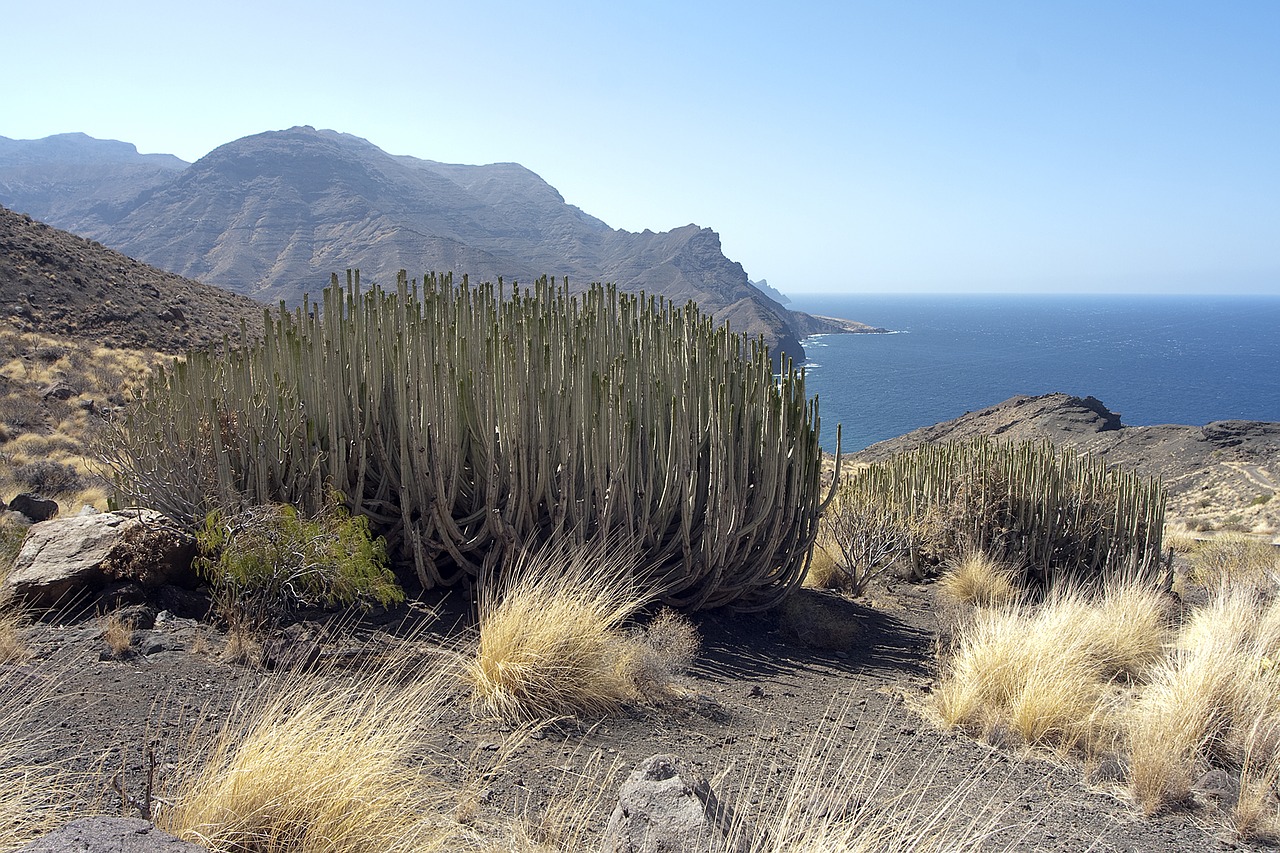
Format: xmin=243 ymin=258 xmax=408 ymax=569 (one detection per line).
xmin=817 ymin=489 xmax=911 ymax=595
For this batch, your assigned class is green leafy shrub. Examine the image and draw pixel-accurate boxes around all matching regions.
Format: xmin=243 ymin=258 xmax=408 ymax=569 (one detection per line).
xmin=834 ymin=438 xmax=1167 ymax=590
xmin=197 ymin=499 xmax=403 ymax=639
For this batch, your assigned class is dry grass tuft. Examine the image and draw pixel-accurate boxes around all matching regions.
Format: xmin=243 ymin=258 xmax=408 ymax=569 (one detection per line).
xmin=468 ymin=542 xmax=680 ymax=722
xmin=0 ymin=608 xmax=28 ymax=665
xmin=0 ymin=656 xmax=82 ymax=849
xmin=938 ymin=551 xmax=1021 ymax=608
xmin=622 ymin=607 xmax=702 ymax=701
xmin=718 ymin=698 xmax=1045 ymax=851
xmin=1162 ymin=526 xmax=1202 ymax=555
xmin=802 ymin=541 xmax=844 ymax=590
xmin=1127 ymin=585 xmax=1280 ymax=816
xmin=161 ymin=647 xmax=470 ymax=853
xmin=931 ymin=582 xmax=1172 ymax=754
xmin=100 ymin=611 xmax=136 ymax=656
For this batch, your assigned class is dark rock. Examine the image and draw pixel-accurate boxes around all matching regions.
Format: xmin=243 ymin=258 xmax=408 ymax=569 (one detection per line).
xmin=137 ymin=630 xmax=183 ymax=656
xmin=113 ymin=602 xmax=159 ymax=630
xmin=96 ymin=581 xmax=149 ymax=610
xmin=153 ymin=585 xmax=212 ymax=620
xmin=8 ymin=493 xmax=59 ymax=522
xmin=1192 ymin=768 xmax=1240 ymax=806
xmin=603 ymin=754 xmax=749 ymax=853
xmin=14 ymin=816 xmax=204 ymax=852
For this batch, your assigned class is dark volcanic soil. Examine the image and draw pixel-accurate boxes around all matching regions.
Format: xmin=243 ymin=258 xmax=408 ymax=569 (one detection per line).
xmin=7 ymin=579 xmax=1240 ymax=852
xmin=0 ymin=204 xmax=263 ymax=352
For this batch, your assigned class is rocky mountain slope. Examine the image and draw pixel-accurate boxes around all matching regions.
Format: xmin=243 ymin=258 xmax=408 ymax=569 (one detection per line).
xmin=0 ymin=205 xmax=263 ymax=352
xmin=0 ymin=128 xmax=881 ymax=360
xmin=855 ymin=393 xmax=1280 ymax=532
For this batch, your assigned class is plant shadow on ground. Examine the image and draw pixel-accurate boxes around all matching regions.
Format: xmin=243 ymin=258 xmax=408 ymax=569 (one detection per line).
xmin=690 ymin=593 xmax=934 ymax=685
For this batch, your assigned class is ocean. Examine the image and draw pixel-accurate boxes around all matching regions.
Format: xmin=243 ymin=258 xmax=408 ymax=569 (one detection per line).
xmin=785 ymin=294 xmax=1280 ymax=454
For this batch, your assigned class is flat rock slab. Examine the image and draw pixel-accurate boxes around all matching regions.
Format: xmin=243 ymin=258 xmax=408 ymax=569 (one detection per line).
xmin=16 ymin=816 xmax=205 ymax=852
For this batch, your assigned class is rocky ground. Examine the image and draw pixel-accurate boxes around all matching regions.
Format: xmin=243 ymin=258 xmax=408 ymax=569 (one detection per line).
xmin=0 ymin=204 xmax=263 ymax=353
xmin=5 ymin=572 xmax=1251 ymax=852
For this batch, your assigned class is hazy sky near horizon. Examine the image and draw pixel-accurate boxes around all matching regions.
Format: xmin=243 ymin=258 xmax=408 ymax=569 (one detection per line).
xmin=4 ymin=1 xmax=1278 ymax=295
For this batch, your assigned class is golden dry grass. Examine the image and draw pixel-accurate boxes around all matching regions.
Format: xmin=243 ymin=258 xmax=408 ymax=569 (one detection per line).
xmin=930 ymin=582 xmax=1172 ymax=754
xmin=0 ymin=658 xmax=81 ymax=850
xmin=161 ymin=646 xmax=474 ymax=853
xmin=1126 ymin=585 xmax=1280 ymax=819
xmin=100 ymin=611 xmax=136 ymax=656
xmin=937 ymin=551 xmax=1021 ymax=608
xmin=802 ymin=540 xmax=844 ymax=590
xmin=467 ymin=542 xmax=680 ymax=722
xmin=0 ymin=328 xmax=168 ymax=510
xmin=930 ymin=528 xmax=1280 ymax=841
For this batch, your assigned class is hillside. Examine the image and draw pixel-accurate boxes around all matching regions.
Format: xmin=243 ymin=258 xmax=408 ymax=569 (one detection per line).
xmin=0 ymin=128 xmax=882 ymax=360
xmin=855 ymin=392 xmax=1280 ymax=532
xmin=0 ymin=204 xmax=264 ymax=352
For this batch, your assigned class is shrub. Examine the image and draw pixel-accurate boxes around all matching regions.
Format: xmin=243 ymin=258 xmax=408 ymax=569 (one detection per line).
xmin=814 ymin=486 xmax=912 ymax=595
xmin=103 ymin=271 xmax=835 ymax=611
xmin=838 ymin=439 xmax=1167 ymax=590
xmin=938 ymin=551 xmax=1021 ymax=608
xmin=13 ymin=459 xmax=83 ymax=497
xmin=196 ymin=498 xmax=403 ymax=641
xmin=1188 ymin=533 xmax=1279 ymax=589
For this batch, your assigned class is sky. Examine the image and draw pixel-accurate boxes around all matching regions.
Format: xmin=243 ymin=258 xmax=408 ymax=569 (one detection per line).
xmin=4 ymin=1 xmax=1278 ymax=295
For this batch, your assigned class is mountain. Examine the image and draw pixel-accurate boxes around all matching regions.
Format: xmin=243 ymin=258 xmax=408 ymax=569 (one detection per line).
xmin=0 ymin=204 xmax=263 ymax=352
xmin=750 ymin=278 xmax=790 ymax=304
xmin=0 ymin=127 xmax=874 ymax=360
xmin=0 ymin=133 xmax=187 ymax=235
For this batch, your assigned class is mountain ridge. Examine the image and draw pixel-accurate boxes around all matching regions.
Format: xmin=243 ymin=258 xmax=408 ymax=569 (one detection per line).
xmin=0 ymin=127 xmax=882 ymax=359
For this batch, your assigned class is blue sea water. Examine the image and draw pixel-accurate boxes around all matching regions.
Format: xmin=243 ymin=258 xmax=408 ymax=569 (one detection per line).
xmin=785 ymin=294 xmax=1280 ymax=454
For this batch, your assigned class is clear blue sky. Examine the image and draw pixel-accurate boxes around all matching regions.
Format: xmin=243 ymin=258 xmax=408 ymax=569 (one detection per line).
xmin=4 ymin=1 xmax=1278 ymax=294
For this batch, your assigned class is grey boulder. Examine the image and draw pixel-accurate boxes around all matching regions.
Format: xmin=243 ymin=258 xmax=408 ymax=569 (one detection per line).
xmin=3 ymin=509 xmax=196 ymax=608
xmin=603 ymin=754 xmax=748 ymax=853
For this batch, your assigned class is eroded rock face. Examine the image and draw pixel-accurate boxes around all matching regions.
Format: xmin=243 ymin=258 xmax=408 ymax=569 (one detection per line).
xmin=3 ymin=509 xmax=196 ymax=608
xmin=603 ymin=754 xmax=749 ymax=853
xmin=15 ymin=816 xmax=204 ymax=852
